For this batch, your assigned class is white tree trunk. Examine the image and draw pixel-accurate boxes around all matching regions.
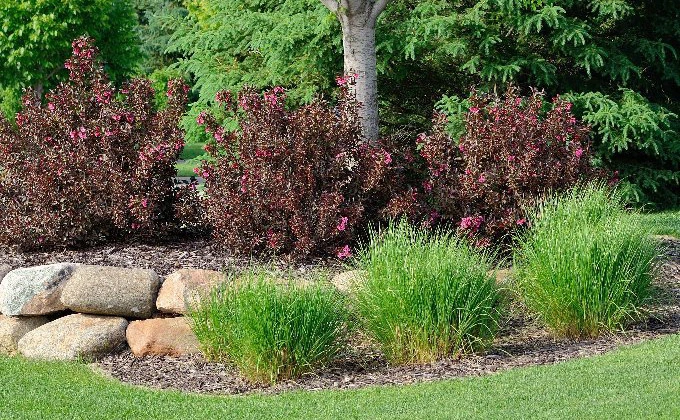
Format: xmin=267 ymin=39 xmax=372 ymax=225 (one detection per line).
xmin=320 ymin=0 xmax=389 ymax=143
xmin=342 ymin=21 xmax=379 ymax=142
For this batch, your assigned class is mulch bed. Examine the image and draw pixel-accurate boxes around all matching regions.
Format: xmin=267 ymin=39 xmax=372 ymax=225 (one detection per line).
xmin=3 ymin=238 xmax=679 ymax=395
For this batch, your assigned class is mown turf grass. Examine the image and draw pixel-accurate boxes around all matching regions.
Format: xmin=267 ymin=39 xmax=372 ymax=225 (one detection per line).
xmin=1 ymin=333 xmax=679 ymax=419
xmin=639 ymin=209 xmax=680 ymax=238
xmin=179 ymin=142 xmax=207 ymax=161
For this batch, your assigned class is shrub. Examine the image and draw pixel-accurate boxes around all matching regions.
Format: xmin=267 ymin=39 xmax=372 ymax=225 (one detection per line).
xmin=197 ymin=82 xmax=392 ymax=258
xmin=0 ymin=37 xmax=193 ymax=249
xmin=188 ymin=274 xmax=347 ymax=383
xmin=513 ymin=184 xmax=659 ymax=338
xmin=355 ymin=220 xmax=502 ymax=364
xmin=419 ymin=87 xmax=598 ymax=247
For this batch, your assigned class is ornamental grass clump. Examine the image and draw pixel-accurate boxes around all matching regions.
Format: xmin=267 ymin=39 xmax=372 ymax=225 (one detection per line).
xmin=355 ymin=220 xmax=502 ymax=365
xmin=513 ymin=184 xmax=659 ymax=338
xmin=188 ymin=273 xmax=347 ymax=384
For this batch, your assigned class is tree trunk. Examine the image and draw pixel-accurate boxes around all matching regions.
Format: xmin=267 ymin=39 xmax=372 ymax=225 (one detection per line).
xmin=320 ymin=0 xmax=388 ymax=143
xmin=342 ymin=20 xmax=379 ymax=141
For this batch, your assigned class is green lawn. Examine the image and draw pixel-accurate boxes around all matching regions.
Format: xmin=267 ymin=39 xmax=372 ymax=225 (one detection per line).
xmin=639 ymin=210 xmax=680 ymax=238
xmin=180 ymin=142 xmax=207 ymax=161
xmin=1 ymin=334 xmax=679 ymax=419
xmin=175 ymin=159 xmax=201 ymax=178
xmin=175 ymin=142 xmax=207 ymax=177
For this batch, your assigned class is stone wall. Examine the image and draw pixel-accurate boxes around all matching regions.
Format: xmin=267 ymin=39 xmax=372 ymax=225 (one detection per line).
xmin=0 ymin=264 xmax=222 ymax=360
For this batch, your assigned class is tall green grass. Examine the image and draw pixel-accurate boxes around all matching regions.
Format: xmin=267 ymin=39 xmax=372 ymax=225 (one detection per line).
xmin=514 ymin=184 xmax=660 ymax=338
xmin=188 ymin=273 xmax=347 ymax=384
xmin=355 ymin=220 xmax=502 ymax=364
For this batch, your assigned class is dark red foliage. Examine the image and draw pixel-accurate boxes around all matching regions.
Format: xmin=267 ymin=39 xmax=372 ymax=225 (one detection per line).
xmin=198 ymin=85 xmax=392 ymax=258
xmin=0 ymin=36 xmax=193 ymax=249
xmin=419 ymin=87 xmax=597 ymax=246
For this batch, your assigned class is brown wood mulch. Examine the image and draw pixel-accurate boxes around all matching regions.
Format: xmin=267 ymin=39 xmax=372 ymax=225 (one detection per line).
xmin=2 ymin=238 xmax=679 ymax=396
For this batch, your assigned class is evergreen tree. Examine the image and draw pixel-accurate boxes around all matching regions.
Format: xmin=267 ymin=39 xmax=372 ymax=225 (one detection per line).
xmin=167 ymin=0 xmax=679 ymax=205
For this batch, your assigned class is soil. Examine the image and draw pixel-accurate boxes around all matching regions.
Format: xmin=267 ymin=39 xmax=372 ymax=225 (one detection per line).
xmin=3 ymin=237 xmax=679 ymax=396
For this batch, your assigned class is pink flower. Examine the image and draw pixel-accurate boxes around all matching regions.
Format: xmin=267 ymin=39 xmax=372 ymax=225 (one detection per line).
xmin=460 ymin=215 xmax=484 ymax=231
xmin=422 ymin=180 xmax=433 ymax=192
xmin=337 ymin=245 xmax=352 ymax=260
xmin=516 ymin=218 xmax=526 ymax=226
xmin=478 ymin=174 xmax=486 ymax=183
xmin=193 ymin=167 xmax=201 ymax=175
xmin=78 ymin=126 xmax=87 ymax=139
xmin=507 ymin=155 xmax=516 ymax=162
xmin=565 ymin=102 xmax=573 ymax=111
xmin=47 ymin=102 xmax=55 ymax=111
xmin=336 ymin=217 xmax=348 ymax=232
xmin=469 ymin=107 xmax=480 ymax=114
xmin=141 ymin=198 xmax=148 ymax=208
xmin=383 ymin=151 xmax=392 ymax=165
xmin=575 ymin=148 xmax=584 ymax=158
xmin=196 ymin=111 xmax=207 ymax=125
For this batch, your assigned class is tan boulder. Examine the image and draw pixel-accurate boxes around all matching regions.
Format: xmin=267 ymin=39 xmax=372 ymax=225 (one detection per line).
xmin=0 ymin=263 xmax=75 ymax=316
xmin=126 ymin=317 xmax=200 ymax=357
xmin=330 ymin=270 xmax=367 ymax=293
xmin=18 ymin=314 xmax=128 ymax=361
xmin=156 ymin=269 xmax=226 ymax=314
xmin=0 ymin=314 xmax=50 ymax=355
xmin=493 ymin=269 xmax=512 ymax=284
xmin=60 ymin=265 xmax=160 ymax=318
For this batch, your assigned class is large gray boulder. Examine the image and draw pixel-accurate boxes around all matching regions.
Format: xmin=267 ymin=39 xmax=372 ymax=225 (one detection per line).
xmin=0 ymin=314 xmax=50 ymax=355
xmin=0 ymin=263 xmax=75 ymax=316
xmin=18 ymin=314 xmax=128 ymax=361
xmin=156 ymin=269 xmax=226 ymax=314
xmin=60 ymin=265 xmax=160 ymax=318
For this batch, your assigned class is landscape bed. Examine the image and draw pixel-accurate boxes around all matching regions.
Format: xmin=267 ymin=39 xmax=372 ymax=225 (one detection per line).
xmin=1 ymin=236 xmax=677 ymax=395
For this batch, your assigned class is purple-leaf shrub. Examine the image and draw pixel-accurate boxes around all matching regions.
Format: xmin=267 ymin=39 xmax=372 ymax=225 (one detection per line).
xmin=419 ymin=87 xmax=597 ymax=246
xmin=198 ymin=84 xmax=392 ymax=258
xmin=0 ymin=36 xmax=192 ymax=249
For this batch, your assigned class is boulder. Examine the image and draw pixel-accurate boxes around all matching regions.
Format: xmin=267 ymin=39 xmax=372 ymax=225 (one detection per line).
xmin=493 ymin=269 xmax=512 ymax=284
xmin=126 ymin=317 xmax=200 ymax=357
xmin=330 ymin=270 xmax=367 ymax=293
xmin=0 ymin=264 xmax=10 ymax=281
xmin=0 ymin=263 xmax=75 ymax=316
xmin=60 ymin=265 xmax=160 ymax=318
xmin=0 ymin=315 xmax=50 ymax=355
xmin=0 ymin=265 xmax=11 ymax=307
xmin=156 ymin=269 xmax=226 ymax=314
xmin=18 ymin=314 xmax=127 ymax=361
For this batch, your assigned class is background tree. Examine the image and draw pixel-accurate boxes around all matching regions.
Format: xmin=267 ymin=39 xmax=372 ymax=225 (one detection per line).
xmin=0 ymin=0 xmax=142 ymax=118
xmin=166 ymin=0 xmax=679 ymax=206
xmin=319 ymin=0 xmax=389 ymax=141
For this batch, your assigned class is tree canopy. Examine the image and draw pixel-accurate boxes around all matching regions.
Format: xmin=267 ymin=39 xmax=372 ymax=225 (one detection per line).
xmin=0 ymin=0 xmax=142 ymax=97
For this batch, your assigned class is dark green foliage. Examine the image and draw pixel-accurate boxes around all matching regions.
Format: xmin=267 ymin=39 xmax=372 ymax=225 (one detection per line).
xmin=166 ymin=0 xmax=679 ymax=205
xmin=0 ymin=0 xmax=142 ymax=93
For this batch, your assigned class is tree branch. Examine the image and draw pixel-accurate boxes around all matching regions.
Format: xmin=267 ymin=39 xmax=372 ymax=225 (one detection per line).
xmin=319 ymin=0 xmax=338 ymax=13
xmin=370 ymin=0 xmax=390 ymax=22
